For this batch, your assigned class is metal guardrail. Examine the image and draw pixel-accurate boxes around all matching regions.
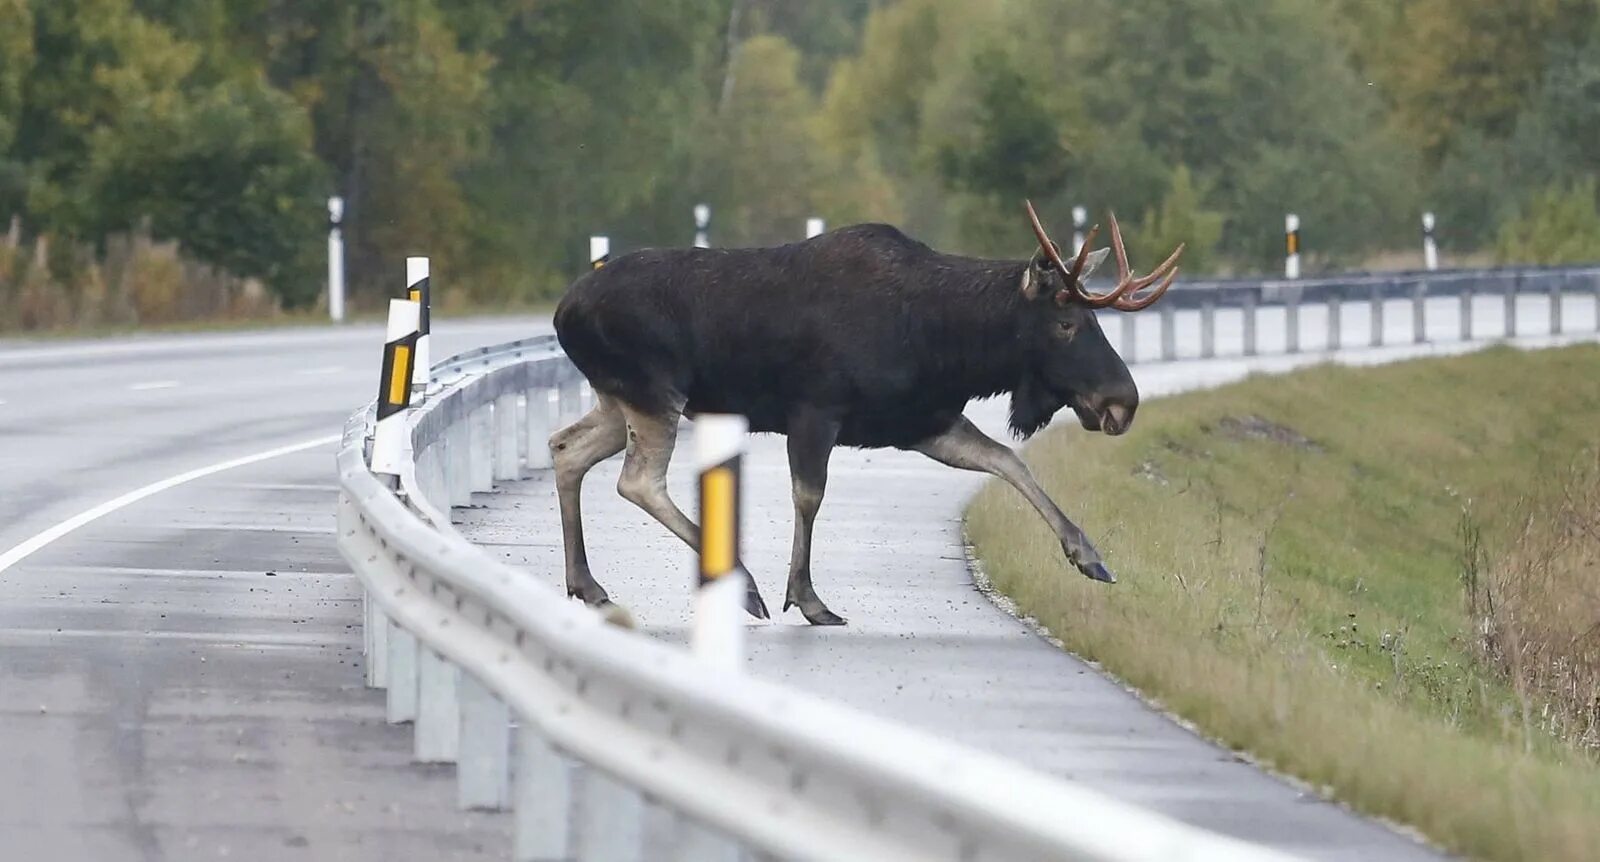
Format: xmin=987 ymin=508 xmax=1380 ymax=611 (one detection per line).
xmin=335 ymin=335 xmax=1303 ymax=861
xmin=1104 ymin=264 xmax=1600 ymax=364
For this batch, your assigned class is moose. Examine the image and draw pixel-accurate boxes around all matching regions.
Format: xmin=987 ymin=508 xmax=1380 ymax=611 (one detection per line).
xmin=550 ymin=201 xmax=1182 ymax=625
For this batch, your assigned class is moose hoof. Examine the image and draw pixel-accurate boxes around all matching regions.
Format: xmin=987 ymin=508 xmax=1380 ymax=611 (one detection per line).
xmin=803 ymin=606 xmax=848 ymax=626
xmin=744 ymin=586 xmax=771 ymax=621
xmin=784 ymin=597 xmax=847 ymax=626
xmin=597 ymin=600 xmax=636 ymax=630
xmin=1079 ymin=561 xmax=1117 ymax=584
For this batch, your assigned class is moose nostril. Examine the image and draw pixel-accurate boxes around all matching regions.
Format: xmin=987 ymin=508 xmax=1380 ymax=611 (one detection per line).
xmin=1103 ymin=403 xmax=1134 ymax=435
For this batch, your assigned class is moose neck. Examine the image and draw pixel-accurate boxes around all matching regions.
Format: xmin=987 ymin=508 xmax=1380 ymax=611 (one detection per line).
xmin=915 ymin=258 xmax=1036 ymax=402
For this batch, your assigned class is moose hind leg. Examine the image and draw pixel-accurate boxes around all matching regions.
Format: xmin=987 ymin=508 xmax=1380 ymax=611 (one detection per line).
xmin=782 ymin=411 xmax=845 ymax=625
xmin=551 ymin=395 xmax=627 ymax=607
xmin=616 ymin=405 xmax=771 ymax=620
xmin=913 ymin=416 xmax=1116 ymax=584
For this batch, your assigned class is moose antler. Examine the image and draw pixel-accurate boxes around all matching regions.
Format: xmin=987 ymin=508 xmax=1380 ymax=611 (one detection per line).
xmin=1023 ymin=199 xmax=1184 ymax=311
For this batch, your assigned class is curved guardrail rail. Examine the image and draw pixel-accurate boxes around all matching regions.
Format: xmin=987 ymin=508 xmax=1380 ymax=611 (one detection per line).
xmin=336 ymin=335 xmax=1300 ymax=861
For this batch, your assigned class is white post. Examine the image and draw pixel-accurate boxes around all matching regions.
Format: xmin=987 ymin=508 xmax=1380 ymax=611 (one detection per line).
xmin=694 ymin=414 xmax=748 ymax=670
xmin=371 ymin=298 xmax=422 ymax=477
xmin=407 ymin=256 xmax=431 ymax=389
xmin=1285 ymin=213 xmax=1301 ymax=280
xmin=694 ymin=203 xmax=711 ymax=249
xmin=589 ymin=235 xmax=610 ymax=270
xmin=805 ymin=217 xmax=825 ymax=239
xmin=1422 ymin=212 xmax=1439 ymax=271
xmin=327 ymin=196 xmax=346 ymax=322
xmin=1071 ymin=205 xmax=1087 ymax=255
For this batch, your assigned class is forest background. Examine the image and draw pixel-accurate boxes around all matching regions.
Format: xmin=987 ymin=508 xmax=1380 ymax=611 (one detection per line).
xmin=2 ymin=0 xmax=1599 ymax=328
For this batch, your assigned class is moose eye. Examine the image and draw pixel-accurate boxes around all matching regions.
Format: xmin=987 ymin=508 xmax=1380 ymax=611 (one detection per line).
xmin=1056 ymin=320 xmax=1077 ymax=338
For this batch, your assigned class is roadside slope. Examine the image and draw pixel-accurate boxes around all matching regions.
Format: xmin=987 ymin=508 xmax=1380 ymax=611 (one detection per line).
xmin=966 ymin=343 xmax=1600 ymax=862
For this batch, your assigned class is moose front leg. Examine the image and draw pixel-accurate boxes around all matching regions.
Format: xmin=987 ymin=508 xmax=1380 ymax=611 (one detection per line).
xmin=783 ymin=411 xmax=846 ymax=625
xmin=913 ymin=416 xmax=1116 ymax=583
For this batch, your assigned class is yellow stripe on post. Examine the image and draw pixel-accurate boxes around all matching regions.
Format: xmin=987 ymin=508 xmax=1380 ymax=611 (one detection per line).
xmin=700 ymin=466 xmax=735 ymax=578
xmin=1287 ymin=233 xmax=1299 ymax=255
xmin=408 ymin=287 xmax=421 ymax=303
xmin=388 ymin=344 xmax=412 ymax=406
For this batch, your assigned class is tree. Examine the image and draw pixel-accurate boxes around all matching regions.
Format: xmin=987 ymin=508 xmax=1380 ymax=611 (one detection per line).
xmin=1496 ymin=181 xmax=1600 ymax=265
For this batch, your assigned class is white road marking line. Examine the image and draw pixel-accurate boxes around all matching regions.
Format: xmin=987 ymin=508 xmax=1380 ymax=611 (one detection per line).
xmin=128 ymin=380 xmax=180 ymax=391
xmin=297 ymin=365 xmax=346 ymax=375
xmin=0 ymin=434 xmax=340 ymax=577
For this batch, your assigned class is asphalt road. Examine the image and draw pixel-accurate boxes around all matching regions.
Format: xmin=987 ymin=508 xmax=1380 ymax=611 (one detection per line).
xmin=0 ymin=292 xmax=1594 ymax=861
xmin=0 ymin=319 xmax=546 ymax=860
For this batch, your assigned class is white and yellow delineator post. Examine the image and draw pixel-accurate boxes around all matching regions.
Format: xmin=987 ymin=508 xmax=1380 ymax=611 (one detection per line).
xmin=407 ymin=257 xmax=431 ymax=390
xmin=371 ymin=298 xmax=421 ymax=478
xmin=693 ymin=414 xmax=749 ymax=670
xmin=590 ymin=236 xmax=610 ymax=270
xmin=1285 ymin=213 xmax=1302 ymax=280
xmin=805 ymin=217 xmax=825 ymax=239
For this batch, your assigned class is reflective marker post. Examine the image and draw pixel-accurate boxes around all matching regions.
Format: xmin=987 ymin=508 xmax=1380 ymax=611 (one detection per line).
xmin=371 ymin=298 xmax=421 ymax=478
xmin=1422 ymin=212 xmax=1439 ymax=271
xmin=407 ymin=256 xmax=431 ymax=391
xmin=1072 ymin=205 xmax=1087 ymax=256
xmin=805 ymin=217 xmax=825 ymax=239
xmin=328 ymin=196 xmax=346 ymax=323
xmin=694 ymin=204 xmax=711 ymax=249
xmin=1285 ymin=213 xmax=1301 ymax=280
xmin=693 ymin=414 xmax=748 ymax=670
xmin=590 ymin=236 xmax=610 ymax=270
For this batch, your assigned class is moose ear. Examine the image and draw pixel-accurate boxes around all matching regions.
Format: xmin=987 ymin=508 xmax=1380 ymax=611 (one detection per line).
xmin=1076 ymin=246 xmax=1111 ymax=281
xmin=1020 ymin=249 xmax=1050 ymax=299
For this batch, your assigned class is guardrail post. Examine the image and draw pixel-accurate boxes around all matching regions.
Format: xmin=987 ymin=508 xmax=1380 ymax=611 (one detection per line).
xmin=514 ymin=730 xmax=572 ymax=861
xmin=469 ymin=406 xmax=494 ymax=492
xmin=673 ymin=819 xmax=740 ymax=862
xmin=1369 ymin=282 xmax=1384 ymax=347
xmin=694 ymin=414 xmax=748 ymax=669
xmin=1200 ymin=296 xmax=1216 ymax=358
xmin=387 ymin=627 xmax=419 ymax=723
xmin=1460 ymin=285 xmax=1474 ymax=341
xmin=559 ymin=378 xmax=584 ymax=428
xmin=1549 ymin=275 xmax=1563 ymax=334
xmin=1505 ymin=272 xmax=1520 ymax=337
xmin=457 ymin=674 xmax=511 ymax=810
xmin=1593 ymin=273 xmax=1600 ymax=332
xmin=1242 ymin=291 xmax=1257 ymax=356
xmin=448 ymin=420 xmax=473 ymax=507
xmin=494 ymin=393 xmax=520 ymax=480
xmin=372 ymin=298 xmax=421 ymax=477
xmin=575 ymin=770 xmax=643 ymax=862
xmin=1325 ymin=285 xmax=1341 ymax=351
xmin=1285 ymin=287 xmax=1300 ymax=354
xmin=364 ymin=593 xmax=389 ymax=688
xmin=415 ymin=648 xmax=461 ymax=762
xmin=1120 ymin=312 xmax=1137 ymax=364
xmin=526 ymin=389 xmax=555 ymax=471
xmin=1159 ymin=303 xmax=1176 ymax=361
xmin=1412 ymin=280 xmax=1427 ymax=344
xmin=407 ymin=256 xmax=432 ymax=392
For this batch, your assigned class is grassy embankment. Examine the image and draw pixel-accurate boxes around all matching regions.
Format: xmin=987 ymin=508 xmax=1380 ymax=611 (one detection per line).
xmin=965 ymin=344 xmax=1600 ymax=862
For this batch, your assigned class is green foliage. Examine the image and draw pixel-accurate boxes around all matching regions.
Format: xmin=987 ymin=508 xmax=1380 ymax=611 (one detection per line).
xmin=1495 ymin=181 xmax=1600 ymax=265
xmin=4 ymin=0 xmax=1600 ymax=322
xmin=1131 ymin=166 xmax=1224 ymax=276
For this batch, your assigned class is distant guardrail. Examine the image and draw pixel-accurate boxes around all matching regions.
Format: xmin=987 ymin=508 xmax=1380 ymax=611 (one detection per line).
xmin=1098 ymin=264 xmax=1600 ymax=363
xmin=335 ymin=332 xmax=1304 ymax=861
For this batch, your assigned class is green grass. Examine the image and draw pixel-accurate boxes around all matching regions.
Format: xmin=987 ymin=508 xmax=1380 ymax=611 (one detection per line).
xmin=964 ymin=343 xmax=1600 ymax=861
